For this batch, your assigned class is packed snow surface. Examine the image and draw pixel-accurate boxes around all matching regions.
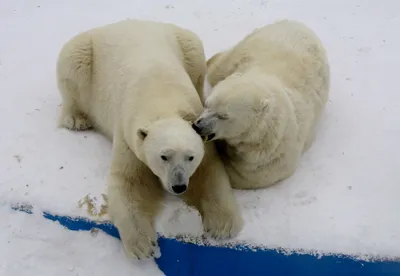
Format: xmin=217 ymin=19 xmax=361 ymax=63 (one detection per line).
xmin=1 ymin=0 xmax=399 ymax=274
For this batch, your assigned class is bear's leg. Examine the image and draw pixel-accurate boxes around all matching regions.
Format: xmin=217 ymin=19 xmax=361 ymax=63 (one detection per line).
xmin=183 ymin=143 xmax=244 ymax=239
xmin=303 ymin=126 xmax=317 ymax=153
xmin=107 ymin=132 xmax=164 ymax=260
xmin=56 ymin=32 xmax=93 ymax=131
xmin=59 ymin=95 xmax=92 ymax=131
xmin=176 ymin=30 xmax=207 ymax=103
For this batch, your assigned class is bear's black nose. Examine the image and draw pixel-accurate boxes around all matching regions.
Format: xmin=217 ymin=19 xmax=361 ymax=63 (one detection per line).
xmin=192 ymin=123 xmax=201 ymax=134
xmin=172 ymin=185 xmax=187 ymax=194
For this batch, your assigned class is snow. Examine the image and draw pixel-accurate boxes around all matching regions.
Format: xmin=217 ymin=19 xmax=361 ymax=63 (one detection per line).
xmin=1 ymin=0 xmax=399 ymax=274
xmin=0 ymin=205 xmax=163 ymax=275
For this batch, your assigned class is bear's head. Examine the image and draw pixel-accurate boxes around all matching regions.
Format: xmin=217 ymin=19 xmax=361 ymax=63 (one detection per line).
xmin=136 ymin=118 xmax=204 ymax=195
xmin=192 ymin=73 xmax=273 ymax=143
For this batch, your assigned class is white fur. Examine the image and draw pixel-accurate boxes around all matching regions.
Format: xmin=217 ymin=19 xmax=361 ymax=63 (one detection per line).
xmin=56 ymin=19 xmax=243 ymax=260
xmin=195 ymin=20 xmax=330 ymax=189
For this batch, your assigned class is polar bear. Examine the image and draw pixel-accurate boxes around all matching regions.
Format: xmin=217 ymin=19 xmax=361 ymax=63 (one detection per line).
xmin=56 ymin=19 xmax=243 ymax=260
xmin=193 ymin=20 xmax=330 ymax=189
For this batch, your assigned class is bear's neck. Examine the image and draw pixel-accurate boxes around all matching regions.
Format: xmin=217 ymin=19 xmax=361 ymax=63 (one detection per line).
xmin=224 ymin=115 xmax=286 ymax=162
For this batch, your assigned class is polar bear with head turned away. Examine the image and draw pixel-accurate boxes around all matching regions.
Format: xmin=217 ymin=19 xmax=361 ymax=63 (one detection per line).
xmin=193 ymin=20 xmax=330 ymax=190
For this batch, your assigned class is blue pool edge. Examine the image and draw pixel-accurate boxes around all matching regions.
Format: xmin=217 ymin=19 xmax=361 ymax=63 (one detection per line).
xmin=11 ymin=203 xmax=400 ymax=276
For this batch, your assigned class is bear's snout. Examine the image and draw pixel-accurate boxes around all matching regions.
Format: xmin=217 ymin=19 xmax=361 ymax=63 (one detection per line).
xmin=192 ymin=121 xmax=202 ymax=134
xmin=172 ymin=184 xmax=187 ymax=194
xmin=193 ymin=119 xmax=216 ymax=142
xmin=169 ymin=165 xmax=188 ymax=195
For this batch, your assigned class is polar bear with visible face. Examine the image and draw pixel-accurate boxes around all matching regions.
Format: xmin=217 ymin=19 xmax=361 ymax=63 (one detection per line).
xmin=56 ymin=19 xmax=243 ymax=260
xmin=193 ymin=20 xmax=330 ymax=189
xmin=136 ymin=118 xmax=205 ymax=194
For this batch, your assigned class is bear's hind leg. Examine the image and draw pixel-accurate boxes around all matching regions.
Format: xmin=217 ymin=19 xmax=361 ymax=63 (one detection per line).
xmin=56 ymin=32 xmax=93 ymax=131
xmin=58 ymin=90 xmax=92 ymax=131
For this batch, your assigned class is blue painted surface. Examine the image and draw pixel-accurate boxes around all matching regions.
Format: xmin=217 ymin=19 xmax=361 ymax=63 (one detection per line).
xmin=11 ymin=204 xmax=400 ymax=276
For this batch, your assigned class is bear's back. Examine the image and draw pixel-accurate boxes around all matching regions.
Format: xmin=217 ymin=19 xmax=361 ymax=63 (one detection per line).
xmin=82 ymin=20 xmax=202 ymax=138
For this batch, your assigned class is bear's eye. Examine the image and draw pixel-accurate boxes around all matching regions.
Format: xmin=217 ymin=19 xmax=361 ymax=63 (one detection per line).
xmin=188 ymin=156 xmax=194 ymax=162
xmin=161 ymin=155 xmax=168 ymax=161
xmin=217 ymin=113 xmax=229 ymax=120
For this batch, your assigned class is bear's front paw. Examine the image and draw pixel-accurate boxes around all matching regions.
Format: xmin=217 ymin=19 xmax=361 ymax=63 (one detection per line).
xmin=202 ymin=211 xmax=244 ymax=240
xmin=121 ymin=229 xmax=159 ymax=260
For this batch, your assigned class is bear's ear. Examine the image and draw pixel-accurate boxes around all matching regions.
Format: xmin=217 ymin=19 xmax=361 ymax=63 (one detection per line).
xmin=137 ymin=128 xmax=148 ymax=140
xmin=257 ymin=99 xmax=270 ymax=113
